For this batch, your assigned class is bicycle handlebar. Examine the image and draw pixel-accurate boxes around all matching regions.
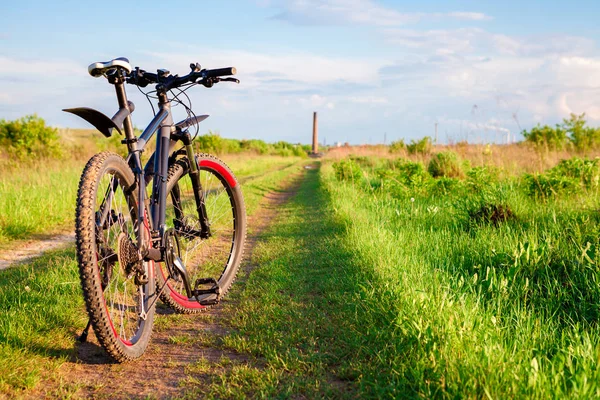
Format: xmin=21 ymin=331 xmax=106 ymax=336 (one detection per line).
xmin=126 ymin=64 xmax=237 ymax=90
xmin=203 ymin=67 xmax=236 ymax=78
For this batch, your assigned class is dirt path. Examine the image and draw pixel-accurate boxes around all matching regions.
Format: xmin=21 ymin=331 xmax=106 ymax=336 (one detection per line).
xmin=31 ymin=168 xmax=309 ymax=399
xmin=0 ymin=232 xmax=75 ymax=270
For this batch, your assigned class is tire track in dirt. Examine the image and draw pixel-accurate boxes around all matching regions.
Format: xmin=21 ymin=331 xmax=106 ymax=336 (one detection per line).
xmin=30 ymin=166 xmax=311 ymax=399
xmin=0 ymin=232 xmax=75 ymax=271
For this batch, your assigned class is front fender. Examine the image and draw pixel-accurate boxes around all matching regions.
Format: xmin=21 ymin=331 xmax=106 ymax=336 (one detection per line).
xmin=175 ymin=115 xmax=209 ymax=130
xmin=62 ymin=101 xmax=134 ymax=138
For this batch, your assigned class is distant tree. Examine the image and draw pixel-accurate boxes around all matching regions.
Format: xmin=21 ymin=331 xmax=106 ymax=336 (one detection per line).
xmin=564 ymin=113 xmax=600 ymax=153
xmin=522 ymin=123 xmax=568 ymax=150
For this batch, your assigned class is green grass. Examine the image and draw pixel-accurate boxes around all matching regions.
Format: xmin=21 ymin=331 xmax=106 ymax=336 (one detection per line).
xmin=0 ymin=155 xmax=304 ymax=246
xmin=319 ymin=157 xmax=600 ymax=397
xmin=7 ymin=149 xmax=600 ymax=397
xmin=181 ymin=164 xmax=372 ymax=398
xmin=0 ymin=162 xmax=82 ymax=243
xmin=0 ymin=154 xmax=306 ymax=397
xmin=0 ymin=248 xmax=84 ymax=396
xmin=181 ymin=157 xmax=600 ymax=398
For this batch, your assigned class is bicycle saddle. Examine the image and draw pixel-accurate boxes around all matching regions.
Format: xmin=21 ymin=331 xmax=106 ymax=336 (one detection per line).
xmin=88 ymin=57 xmax=132 ymax=77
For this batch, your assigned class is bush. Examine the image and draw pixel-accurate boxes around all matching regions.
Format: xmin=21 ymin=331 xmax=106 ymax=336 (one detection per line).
xmin=564 ymin=113 xmax=600 ymax=153
xmin=194 ymin=133 xmax=306 ymax=157
xmin=431 ymin=177 xmax=461 ymax=196
xmin=332 ymin=159 xmax=363 ymax=182
xmin=240 ymin=139 xmax=269 ymax=154
xmin=195 ymin=130 xmax=225 ymax=154
xmin=428 ymin=151 xmax=464 ymax=178
xmin=522 ymin=113 xmax=600 ymax=152
xmin=524 ymin=157 xmax=600 ymax=199
xmin=457 ymin=171 xmax=515 ymax=228
xmin=522 ymin=123 xmax=568 ymax=150
xmin=393 ymin=159 xmax=430 ymax=189
xmin=465 ymin=167 xmax=500 ymax=194
xmin=389 ymin=139 xmax=405 ymax=153
xmin=350 ymin=156 xmax=376 ymax=168
xmin=407 ymin=136 xmax=432 ymax=155
xmin=0 ymin=115 xmax=62 ymax=158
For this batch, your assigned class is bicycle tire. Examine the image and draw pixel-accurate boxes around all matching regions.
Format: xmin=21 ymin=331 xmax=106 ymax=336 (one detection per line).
xmin=157 ymin=153 xmax=246 ymax=313
xmin=76 ymin=152 xmax=156 ymax=362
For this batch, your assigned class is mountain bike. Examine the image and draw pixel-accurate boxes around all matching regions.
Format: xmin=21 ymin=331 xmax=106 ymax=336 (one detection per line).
xmin=64 ymin=57 xmax=247 ymax=362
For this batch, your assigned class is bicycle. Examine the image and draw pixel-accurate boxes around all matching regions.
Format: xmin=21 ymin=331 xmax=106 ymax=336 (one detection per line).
xmin=64 ymin=57 xmax=247 ymax=362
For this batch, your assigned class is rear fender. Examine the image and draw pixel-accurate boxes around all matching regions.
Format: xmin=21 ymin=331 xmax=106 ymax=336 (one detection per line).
xmin=62 ymin=101 xmax=135 ymax=138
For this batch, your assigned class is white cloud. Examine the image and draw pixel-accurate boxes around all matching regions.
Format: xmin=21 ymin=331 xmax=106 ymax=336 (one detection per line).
xmin=347 ymin=96 xmax=388 ymax=104
xmin=266 ymin=0 xmax=492 ymax=26
xmin=145 ymin=49 xmax=386 ymax=91
xmin=0 ymin=56 xmax=84 ymax=78
xmin=446 ymin=12 xmax=491 ymax=21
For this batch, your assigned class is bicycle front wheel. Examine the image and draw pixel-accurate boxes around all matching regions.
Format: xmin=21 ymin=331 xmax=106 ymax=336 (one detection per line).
xmin=157 ymin=153 xmax=247 ymax=313
xmin=76 ymin=152 xmax=156 ymax=362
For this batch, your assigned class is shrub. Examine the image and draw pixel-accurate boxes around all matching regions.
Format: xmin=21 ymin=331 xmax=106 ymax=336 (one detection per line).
xmin=0 ymin=115 xmax=62 ymax=158
xmin=523 ymin=157 xmax=600 ymax=199
xmin=240 ymin=139 xmax=269 ymax=154
xmin=332 ymin=159 xmax=363 ymax=182
xmin=428 ymin=151 xmax=464 ymax=178
xmin=523 ymin=173 xmax=580 ymax=199
xmin=389 ymin=139 xmax=405 ymax=153
xmin=407 ymin=136 xmax=432 ymax=155
xmin=522 ymin=123 xmax=568 ymax=150
xmin=195 ymin=130 xmax=224 ymax=154
xmin=465 ymin=167 xmax=500 ymax=194
xmin=350 ymin=156 xmax=376 ymax=168
xmin=564 ymin=113 xmax=600 ymax=153
xmin=431 ymin=177 xmax=461 ymax=196
xmin=393 ymin=159 xmax=430 ymax=188
xmin=522 ymin=113 xmax=600 ymax=152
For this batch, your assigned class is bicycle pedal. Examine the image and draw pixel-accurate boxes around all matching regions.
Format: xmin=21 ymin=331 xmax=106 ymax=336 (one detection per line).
xmin=199 ymin=298 xmax=219 ymax=306
xmin=192 ymin=278 xmax=221 ymax=298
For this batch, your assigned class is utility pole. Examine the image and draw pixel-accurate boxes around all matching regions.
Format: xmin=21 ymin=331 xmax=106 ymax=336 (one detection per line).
xmin=435 ymin=122 xmax=438 ymax=144
xmin=312 ymin=111 xmax=318 ymax=154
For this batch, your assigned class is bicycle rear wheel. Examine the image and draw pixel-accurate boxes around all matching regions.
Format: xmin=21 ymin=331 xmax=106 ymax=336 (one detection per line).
xmin=76 ymin=152 xmax=156 ymax=362
xmin=157 ymin=153 xmax=246 ymax=313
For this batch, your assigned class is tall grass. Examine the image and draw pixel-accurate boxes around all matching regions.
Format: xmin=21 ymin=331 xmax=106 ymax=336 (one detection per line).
xmin=320 ymin=155 xmax=600 ymax=397
xmin=0 ymin=153 xmax=304 ymax=245
xmin=0 ymin=162 xmax=82 ymax=243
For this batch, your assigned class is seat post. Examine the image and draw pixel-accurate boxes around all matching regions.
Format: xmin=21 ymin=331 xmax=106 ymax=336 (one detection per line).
xmin=112 ymin=73 xmax=136 ymax=148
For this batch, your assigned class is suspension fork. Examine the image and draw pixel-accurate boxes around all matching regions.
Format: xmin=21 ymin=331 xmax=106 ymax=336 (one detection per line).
xmin=178 ymin=129 xmax=212 ymax=238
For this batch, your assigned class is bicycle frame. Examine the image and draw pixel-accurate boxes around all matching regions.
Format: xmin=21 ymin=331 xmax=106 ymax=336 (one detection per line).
xmin=65 ymin=68 xmax=212 ymax=266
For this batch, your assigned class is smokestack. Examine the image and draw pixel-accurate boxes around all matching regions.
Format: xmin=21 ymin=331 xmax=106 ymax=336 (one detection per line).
xmin=312 ymin=111 xmax=318 ymax=154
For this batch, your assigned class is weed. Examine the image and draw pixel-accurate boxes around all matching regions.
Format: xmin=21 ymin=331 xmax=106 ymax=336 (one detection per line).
xmin=389 ymin=139 xmax=405 ymax=153
xmin=524 ymin=157 xmax=600 ymax=199
xmin=332 ymin=159 xmax=363 ymax=182
xmin=406 ymin=136 xmax=432 ymax=155
xmin=428 ymin=151 xmax=464 ymax=178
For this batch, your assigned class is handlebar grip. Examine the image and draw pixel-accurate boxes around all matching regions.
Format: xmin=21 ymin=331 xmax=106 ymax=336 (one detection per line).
xmin=204 ymin=67 xmax=236 ymax=78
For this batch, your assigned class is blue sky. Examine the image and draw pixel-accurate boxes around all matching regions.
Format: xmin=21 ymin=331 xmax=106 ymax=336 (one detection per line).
xmin=2 ymin=0 xmax=600 ymax=144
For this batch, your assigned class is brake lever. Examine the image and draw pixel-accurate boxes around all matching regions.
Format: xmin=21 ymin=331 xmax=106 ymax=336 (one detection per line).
xmin=220 ymin=77 xmax=240 ymax=84
xmin=198 ymin=77 xmax=240 ymax=88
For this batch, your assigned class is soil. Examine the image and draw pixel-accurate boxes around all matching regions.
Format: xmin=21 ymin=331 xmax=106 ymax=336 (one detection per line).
xmin=27 ymin=168 xmax=308 ymax=399
xmin=0 ymin=232 xmax=75 ymax=270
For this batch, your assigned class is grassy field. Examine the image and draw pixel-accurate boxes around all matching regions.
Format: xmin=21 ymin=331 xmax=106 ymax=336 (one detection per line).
xmin=2 ymin=136 xmax=600 ymax=398
xmin=0 ymin=152 xmax=307 ymax=396
xmin=0 ymin=152 xmax=301 ymax=246
xmin=179 ymin=151 xmax=600 ymax=397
